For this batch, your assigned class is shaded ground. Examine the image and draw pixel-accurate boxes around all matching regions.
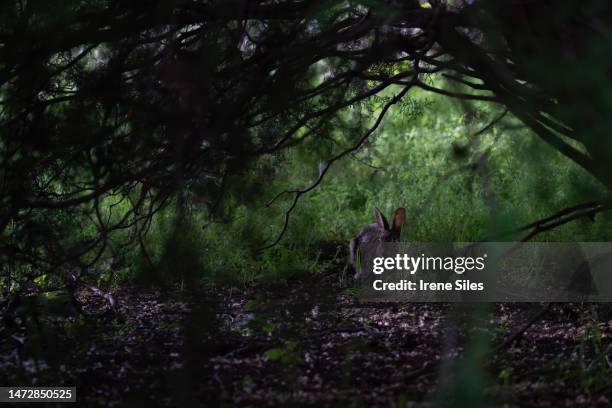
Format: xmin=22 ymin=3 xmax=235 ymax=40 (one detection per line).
xmin=2 ymin=272 xmax=612 ymax=407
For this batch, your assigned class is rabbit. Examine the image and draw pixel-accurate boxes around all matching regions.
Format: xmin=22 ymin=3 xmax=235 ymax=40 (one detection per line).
xmin=349 ymin=207 xmax=406 ymax=280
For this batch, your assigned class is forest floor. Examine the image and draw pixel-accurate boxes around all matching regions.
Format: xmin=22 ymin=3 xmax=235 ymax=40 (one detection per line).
xmin=2 ymin=270 xmax=612 ymax=407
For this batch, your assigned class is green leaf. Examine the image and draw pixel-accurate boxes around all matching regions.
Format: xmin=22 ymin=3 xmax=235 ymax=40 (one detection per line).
xmin=244 ymin=299 xmax=258 ymax=311
xmin=265 ymin=348 xmax=284 ymax=361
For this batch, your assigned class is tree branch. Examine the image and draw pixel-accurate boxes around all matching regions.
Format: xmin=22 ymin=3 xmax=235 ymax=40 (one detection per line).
xmin=259 ymin=84 xmax=413 ymax=251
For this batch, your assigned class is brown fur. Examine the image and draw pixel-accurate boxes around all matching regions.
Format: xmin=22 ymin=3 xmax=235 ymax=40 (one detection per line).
xmin=349 ymin=207 xmax=406 ymax=279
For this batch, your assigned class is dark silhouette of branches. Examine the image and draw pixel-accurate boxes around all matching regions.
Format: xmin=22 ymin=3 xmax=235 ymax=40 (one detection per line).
xmin=479 ymin=201 xmax=612 ymax=243
xmin=0 ymin=0 xmax=611 ymax=287
xmin=518 ymin=202 xmax=612 ymax=242
xmin=259 ymin=84 xmax=413 ymax=251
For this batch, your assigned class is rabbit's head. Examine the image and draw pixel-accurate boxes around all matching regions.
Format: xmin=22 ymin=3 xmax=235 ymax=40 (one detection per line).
xmin=348 ymin=207 xmax=406 ymax=279
xmin=374 ymin=207 xmax=406 ymax=241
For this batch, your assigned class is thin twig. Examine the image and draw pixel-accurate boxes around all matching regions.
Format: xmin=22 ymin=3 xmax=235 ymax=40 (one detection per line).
xmin=259 ymin=84 xmax=413 ymax=251
xmin=414 ymin=110 xmax=507 ymax=221
xmin=495 ymin=303 xmax=552 ymax=351
xmin=494 ymin=201 xmax=612 ymax=351
xmin=518 ymin=202 xmax=611 ymax=242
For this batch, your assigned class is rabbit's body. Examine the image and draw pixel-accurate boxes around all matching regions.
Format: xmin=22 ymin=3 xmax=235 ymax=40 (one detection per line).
xmin=349 ymin=207 xmax=406 ymax=280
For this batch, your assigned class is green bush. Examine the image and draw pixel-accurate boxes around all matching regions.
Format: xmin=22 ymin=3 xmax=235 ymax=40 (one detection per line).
xmin=115 ymin=82 xmax=612 ymax=287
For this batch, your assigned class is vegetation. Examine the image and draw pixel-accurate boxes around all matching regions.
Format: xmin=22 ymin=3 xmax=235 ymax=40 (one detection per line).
xmin=1 ymin=1 xmax=612 ymax=406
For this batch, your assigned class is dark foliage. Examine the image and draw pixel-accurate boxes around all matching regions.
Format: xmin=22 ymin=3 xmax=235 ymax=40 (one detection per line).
xmin=1 ymin=0 xmax=612 ymax=292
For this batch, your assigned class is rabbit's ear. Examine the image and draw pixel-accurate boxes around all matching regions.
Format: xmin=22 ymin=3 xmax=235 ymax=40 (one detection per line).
xmin=374 ymin=207 xmax=390 ymax=230
xmin=392 ymin=208 xmax=406 ymax=232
